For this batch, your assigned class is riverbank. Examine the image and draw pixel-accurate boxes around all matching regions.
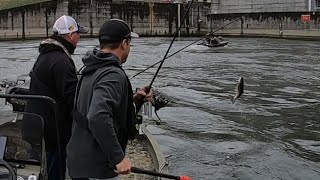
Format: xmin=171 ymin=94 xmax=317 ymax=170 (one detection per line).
xmin=1 ymin=29 xmax=320 ymax=42
xmin=214 ymin=28 xmax=320 ymax=41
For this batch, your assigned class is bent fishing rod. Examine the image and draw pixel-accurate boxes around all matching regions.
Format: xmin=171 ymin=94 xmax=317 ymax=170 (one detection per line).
xmin=129 ymin=0 xmax=281 ymax=80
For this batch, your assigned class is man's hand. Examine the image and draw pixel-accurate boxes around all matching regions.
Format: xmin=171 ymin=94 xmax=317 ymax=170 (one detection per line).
xmin=115 ymin=158 xmax=131 ymax=174
xmin=133 ymin=86 xmax=153 ymax=105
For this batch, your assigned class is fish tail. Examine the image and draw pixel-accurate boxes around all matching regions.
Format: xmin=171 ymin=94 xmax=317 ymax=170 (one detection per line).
xmin=231 ymin=96 xmax=236 ymax=104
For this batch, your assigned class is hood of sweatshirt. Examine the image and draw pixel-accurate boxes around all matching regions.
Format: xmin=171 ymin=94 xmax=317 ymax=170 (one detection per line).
xmin=39 ymin=35 xmax=76 ymax=55
xmin=81 ymin=49 xmax=121 ymax=75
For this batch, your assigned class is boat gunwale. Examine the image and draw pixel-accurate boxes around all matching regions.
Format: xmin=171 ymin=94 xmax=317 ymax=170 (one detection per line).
xmin=140 ymin=124 xmax=169 ymax=180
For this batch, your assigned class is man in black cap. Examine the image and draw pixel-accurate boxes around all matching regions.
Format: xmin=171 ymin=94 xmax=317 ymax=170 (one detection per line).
xmin=67 ymin=19 xmax=152 ymax=179
xmin=23 ymin=15 xmax=89 ymax=180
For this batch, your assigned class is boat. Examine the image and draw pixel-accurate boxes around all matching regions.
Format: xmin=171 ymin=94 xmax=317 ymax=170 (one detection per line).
xmin=0 ymin=79 xmax=169 ymax=180
xmin=197 ymin=41 xmax=229 ymax=48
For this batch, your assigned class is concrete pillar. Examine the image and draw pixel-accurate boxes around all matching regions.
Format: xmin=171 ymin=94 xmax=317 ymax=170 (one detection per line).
xmin=22 ymin=10 xmax=25 ymax=40
xmin=240 ymin=16 xmax=244 ymax=35
xmin=89 ymin=0 xmax=93 ymax=37
xmin=197 ymin=3 xmax=200 ymax=32
xmin=279 ymin=17 xmax=283 ymax=37
xmin=178 ymin=3 xmax=180 ymax=37
xmin=185 ymin=2 xmax=190 ymax=35
xmin=309 ymin=0 xmax=312 ymax=12
xmin=45 ymin=9 xmax=49 ymax=37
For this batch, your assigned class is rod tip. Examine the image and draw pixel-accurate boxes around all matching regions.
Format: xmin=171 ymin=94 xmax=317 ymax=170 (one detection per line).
xmin=179 ymin=176 xmax=191 ymax=180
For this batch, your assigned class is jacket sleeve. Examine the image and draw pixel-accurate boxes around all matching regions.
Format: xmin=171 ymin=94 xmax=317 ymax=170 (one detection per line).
xmin=87 ymin=70 xmax=126 ymax=167
xmin=52 ymin=54 xmax=78 ymax=112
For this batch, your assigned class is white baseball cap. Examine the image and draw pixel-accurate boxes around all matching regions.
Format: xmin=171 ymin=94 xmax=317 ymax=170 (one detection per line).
xmin=53 ymin=15 xmax=89 ymax=34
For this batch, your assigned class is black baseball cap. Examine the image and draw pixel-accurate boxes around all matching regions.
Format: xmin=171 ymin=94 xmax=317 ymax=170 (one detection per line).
xmin=99 ymin=19 xmax=139 ymax=43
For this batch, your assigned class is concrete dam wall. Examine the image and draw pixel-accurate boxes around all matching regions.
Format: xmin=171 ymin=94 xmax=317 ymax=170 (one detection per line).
xmin=0 ymin=0 xmax=211 ymax=40
xmin=210 ymin=0 xmax=311 ymax=13
xmin=208 ymin=0 xmax=320 ymax=38
xmin=208 ymin=11 xmax=320 ymax=38
xmin=1 ymin=0 xmax=320 ymax=40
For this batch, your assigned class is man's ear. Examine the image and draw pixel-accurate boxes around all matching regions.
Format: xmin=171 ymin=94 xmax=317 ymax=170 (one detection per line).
xmin=65 ymin=33 xmax=73 ymax=41
xmin=120 ymin=39 xmax=127 ymax=49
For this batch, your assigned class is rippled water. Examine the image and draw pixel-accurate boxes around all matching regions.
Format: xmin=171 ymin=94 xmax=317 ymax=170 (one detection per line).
xmin=1 ymin=37 xmax=320 ymax=179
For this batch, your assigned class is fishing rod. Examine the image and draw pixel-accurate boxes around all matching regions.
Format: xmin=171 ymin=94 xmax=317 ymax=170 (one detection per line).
xmin=131 ymin=167 xmax=191 ymax=180
xmin=148 ymin=0 xmax=194 ymax=88
xmin=129 ymin=0 xmax=280 ymax=80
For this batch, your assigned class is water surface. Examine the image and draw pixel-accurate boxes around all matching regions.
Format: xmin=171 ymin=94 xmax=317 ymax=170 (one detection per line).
xmin=0 ymin=37 xmax=319 ymax=179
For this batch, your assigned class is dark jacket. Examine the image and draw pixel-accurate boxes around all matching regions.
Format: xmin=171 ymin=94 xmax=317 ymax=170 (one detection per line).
xmin=67 ymin=49 xmax=133 ymax=178
xmin=23 ymin=35 xmax=78 ymax=151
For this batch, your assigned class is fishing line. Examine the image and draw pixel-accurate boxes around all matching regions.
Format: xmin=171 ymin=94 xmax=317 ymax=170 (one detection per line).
xmin=139 ymin=0 xmax=195 ymax=124
xmin=148 ymin=0 xmax=194 ymax=88
xmin=129 ymin=0 xmax=281 ymax=80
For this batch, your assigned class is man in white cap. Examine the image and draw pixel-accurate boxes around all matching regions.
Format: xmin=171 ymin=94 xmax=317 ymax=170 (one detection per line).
xmin=23 ymin=15 xmax=88 ymax=180
xmin=67 ymin=19 xmax=152 ymax=180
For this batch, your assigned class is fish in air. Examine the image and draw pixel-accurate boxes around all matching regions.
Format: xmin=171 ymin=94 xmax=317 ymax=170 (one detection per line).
xmin=231 ymin=76 xmax=244 ymax=104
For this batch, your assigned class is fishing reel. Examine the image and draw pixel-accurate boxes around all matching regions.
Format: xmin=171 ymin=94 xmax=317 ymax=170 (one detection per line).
xmin=151 ymin=89 xmax=169 ymax=125
xmin=151 ymin=89 xmax=169 ymax=111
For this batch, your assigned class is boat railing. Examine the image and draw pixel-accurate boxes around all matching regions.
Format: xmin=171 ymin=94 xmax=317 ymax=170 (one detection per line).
xmin=139 ymin=101 xmax=153 ymax=118
xmin=0 ymin=93 xmax=59 ymax=180
xmin=1 ymin=88 xmax=169 ymax=180
xmin=140 ymin=125 xmax=169 ymax=180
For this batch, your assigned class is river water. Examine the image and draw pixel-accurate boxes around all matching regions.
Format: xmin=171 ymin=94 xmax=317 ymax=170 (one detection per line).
xmin=0 ymin=37 xmax=319 ymax=180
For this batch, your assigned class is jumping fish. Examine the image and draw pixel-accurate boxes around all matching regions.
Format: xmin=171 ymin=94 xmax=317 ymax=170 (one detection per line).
xmin=231 ymin=76 xmax=244 ymax=104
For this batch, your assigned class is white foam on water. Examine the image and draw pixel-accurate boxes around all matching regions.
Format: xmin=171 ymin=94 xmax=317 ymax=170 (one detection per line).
xmin=185 ymin=44 xmax=210 ymax=52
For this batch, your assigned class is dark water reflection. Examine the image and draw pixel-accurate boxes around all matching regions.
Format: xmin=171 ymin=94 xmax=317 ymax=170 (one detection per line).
xmin=0 ymin=37 xmax=319 ymax=179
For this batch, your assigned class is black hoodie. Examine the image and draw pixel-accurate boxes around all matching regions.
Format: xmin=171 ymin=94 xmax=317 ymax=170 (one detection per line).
xmin=67 ymin=49 xmax=133 ymax=178
xmin=23 ymin=35 xmax=78 ymax=151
